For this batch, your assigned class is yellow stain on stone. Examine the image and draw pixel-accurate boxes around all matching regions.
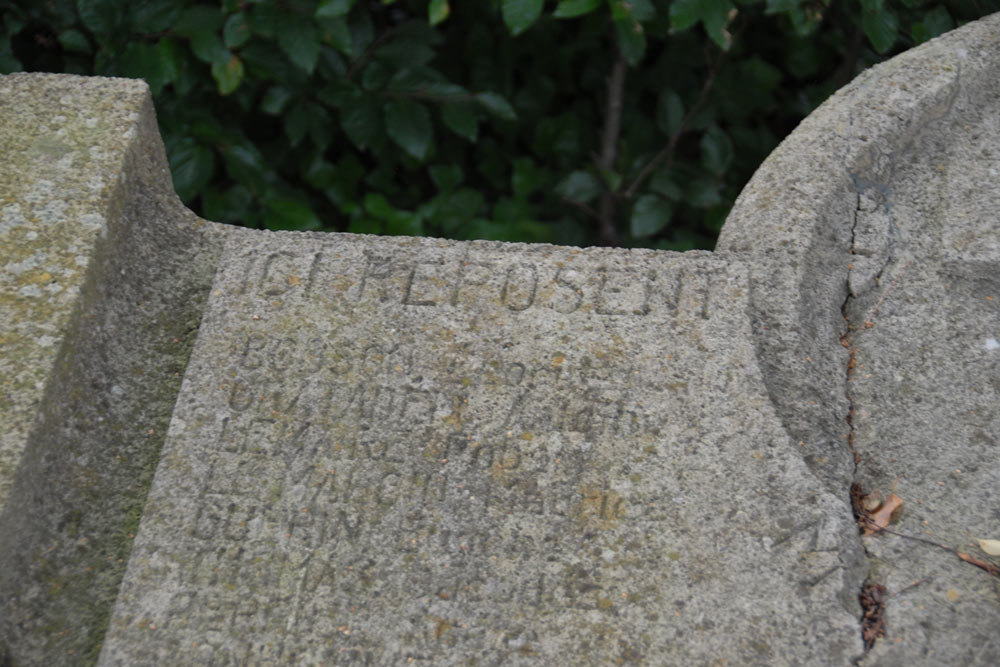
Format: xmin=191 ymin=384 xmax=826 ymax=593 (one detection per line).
xmin=432 ymin=616 xmax=454 ymax=640
xmin=574 ymin=485 xmax=625 ymax=529
xmin=489 ymin=460 xmax=506 ymax=481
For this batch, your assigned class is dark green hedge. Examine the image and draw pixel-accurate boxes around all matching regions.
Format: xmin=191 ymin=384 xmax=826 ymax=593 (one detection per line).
xmin=4 ymin=0 xmax=995 ymax=248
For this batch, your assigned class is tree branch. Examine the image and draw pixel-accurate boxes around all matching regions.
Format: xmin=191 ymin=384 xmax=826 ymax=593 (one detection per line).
xmin=623 ymin=45 xmax=724 ymax=201
xmin=560 ymin=197 xmax=601 ymax=222
xmin=596 ymin=46 xmax=628 ymax=246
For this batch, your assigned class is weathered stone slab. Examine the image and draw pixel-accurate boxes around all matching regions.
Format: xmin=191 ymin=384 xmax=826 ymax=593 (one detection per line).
xmin=4 ymin=12 xmax=1000 ymax=667
xmin=844 ymin=46 xmax=1000 ymax=667
xmin=719 ymin=13 xmax=1000 ymax=665
xmin=99 ymin=234 xmax=861 ymax=664
xmin=0 ymin=74 xmax=225 ymax=664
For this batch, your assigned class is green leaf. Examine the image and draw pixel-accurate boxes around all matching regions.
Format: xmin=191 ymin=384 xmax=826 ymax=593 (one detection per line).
xmin=385 ymin=99 xmax=433 ymax=160
xmin=701 ymin=0 xmax=735 ymax=50
xmin=58 ymin=29 xmax=92 ymax=54
xmin=429 ymin=0 xmax=450 ymax=25
xmin=597 ymin=167 xmax=622 ymax=192
xmin=502 ymin=0 xmax=544 ymax=36
xmin=224 ymin=13 xmax=252 ymax=49
xmin=278 ymin=15 xmax=321 ymax=74
xmin=318 ymin=46 xmax=347 ymax=78
xmin=375 ymin=37 xmax=435 ymax=69
xmin=742 ymin=56 xmax=782 ymax=93
xmin=0 ymin=47 xmax=21 ymax=74
xmin=430 ymin=188 xmax=484 ymax=232
xmin=554 ymin=170 xmax=602 ymax=203
xmin=912 ymin=7 xmax=952 ymax=43
xmin=630 ymin=194 xmax=673 ymax=238
xmin=202 ymin=184 xmax=253 ymax=223
xmin=512 ymin=157 xmax=546 ymax=197
xmin=704 ymin=203 xmax=730 ymax=233
xmin=475 ymin=92 xmax=517 ymax=121
xmin=190 ymin=31 xmax=229 ymax=65
xmin=349 ymin=218 xmax=383 ymax=235
xmin=222 ymin=143 xmax=267 ymax=192
xmin=304 ymin=157 xmax=337 ymax=189
xmin=861 ymin=0 xmax=898 ymax=53
xmin=458 ymin=218 xmax=514 ymax=241
xmin=261 ymin=86 xmax=292 ymax=114
xmin=318 ymin=16 xmax=352 ymax=56
xmin=265 ymin=197 xmax=322 ymax=230
xmin=670 ymin=0 xmax=734 ymax=50
xmin=211 ymin=55 xmax=244 ymax=94
xmin=656 ymin=90 xmax=684 ymax=136
xmin=77 ymin=0 xmax=124 ymax=34
xmin=615 ymin=0 xmax=655 ymax=22
xmin=120 ymin=41 xmax=171 ymax=94
xmin=553 ymin=0 xmax=601 ymax=18
xmin=649 ymin=170 xmax=682 ymax=200
xmin=363 ymin=192 xmax=397 ymax=219
xmin=441 ymin=103 xmax=479 ymax=141
xmin=168 ymin=138 xmax=214 ymax=201
xmin=687 ymin=178 xmax=722 ymax=207
xmin=764 ymin=0 xmax=798 ymax=14
xmin=156 ymin=38 xmax=181 ymax=84
xmin=317 ymin=79 xmax=355 ymax=108
xmin=388 ymin=68 xmax=466 ymax=96
xmin=700 ymin=125 xmax=733 ymax=175
xmin=493 ymin=196 xmax=530 ymax=223
xmin=284 ymin=104 xmax=309 ymax=146
xmin=385 ymin=215 xmax=425 ymax=237
xmin=173 ymin=6 xmax=224 ymax=36
xmin=459 ymin=217 xmax=550 ymax=243
xmin=307 ymin=103 xmax=333 ymax=150
xmin=316 ymin=0 xmax=356 ymax=19
xmin=349 ymin=11 xmax=375 ymax=57
xmin=669 ymin=0 xmax=701 ymax=31
xmin=362 ymin=61 xmax=392 ymax=90
xmin=363 ymin=193 xmax=423 ymax=235
xmin=340 ymin=97 xmax=381 ymax=149
xmin=615 ymin=18 xmax=646 ymax=66
xmin=129 ymin=0 xmax=180 ymax=32
xmin=430 ymin=164 xmax=463 ymax=192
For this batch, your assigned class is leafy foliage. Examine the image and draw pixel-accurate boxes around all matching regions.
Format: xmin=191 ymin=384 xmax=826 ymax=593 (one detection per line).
xmin=3 ymin=0 xmax=995 ymax=249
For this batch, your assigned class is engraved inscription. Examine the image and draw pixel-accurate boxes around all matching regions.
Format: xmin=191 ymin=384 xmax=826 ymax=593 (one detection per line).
xmin=239 ymin=249 xmax=714 ymax=318
xmin=122 ymin=242 xmax=742 ymax=663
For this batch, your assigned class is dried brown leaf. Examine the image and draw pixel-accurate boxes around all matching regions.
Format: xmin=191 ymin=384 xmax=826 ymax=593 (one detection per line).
xmin=862 ymin=493 xmax=903 ymax=536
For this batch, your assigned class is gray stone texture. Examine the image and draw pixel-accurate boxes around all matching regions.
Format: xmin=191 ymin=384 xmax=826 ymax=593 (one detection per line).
xmin=98 ymin=236 xmax=861 ymax=664
xmin=0 ymin=74 xmax=226 ymax=663
xmin=719 ymin=13 xmax=1000 ymax=665
xmin=0 ymin=11 xmax=998 ymax=667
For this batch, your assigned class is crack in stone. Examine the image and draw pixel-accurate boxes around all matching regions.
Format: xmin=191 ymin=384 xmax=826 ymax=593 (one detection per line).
xmin=840 ymin=71 xmax=964 ymax=662
xmin=843 ymin=184 xmax=883 ymax=662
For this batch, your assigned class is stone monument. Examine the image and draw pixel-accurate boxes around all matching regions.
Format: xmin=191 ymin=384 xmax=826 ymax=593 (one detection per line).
xmin=1 ymin=14 xmax=998 ymax=666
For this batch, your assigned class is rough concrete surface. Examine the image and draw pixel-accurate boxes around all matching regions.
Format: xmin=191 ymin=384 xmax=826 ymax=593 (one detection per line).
xmin=0 ymin=74 xmax=226 ymax=663
xmin=0 ymin=11 xmax=999 ymax=667
xmin=99 ymin=235 xmax=861 ymax=665
xmin=719 ymin=12 xmax=1000 ymax=666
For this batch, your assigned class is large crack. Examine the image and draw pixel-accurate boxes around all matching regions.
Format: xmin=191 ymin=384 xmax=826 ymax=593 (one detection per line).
xmin=842 ymin=185 xmax=885 ymax=661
